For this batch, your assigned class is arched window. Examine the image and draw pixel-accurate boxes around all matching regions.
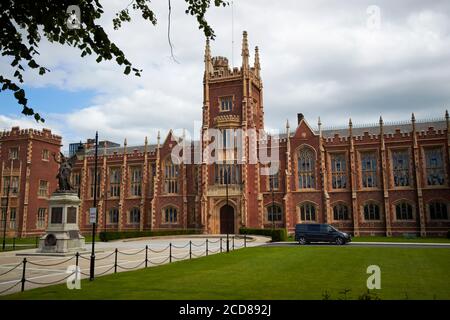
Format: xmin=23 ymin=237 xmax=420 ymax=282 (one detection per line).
xmin=298 ymin=147 xmax=315 ymax=189
xmin=392 ymin=150 xmax=410 ymax=187
xmin=108 ymin=207 xmax=119 ymax=224
xmin=267 ymin=204 xmax=283 ymax=222
xmin=425 ymin=148 xmax=445 ymax=186
xmin=164 ymin=159 xmax=179 ymax=194
xmin=214 ymin=163 xmax=241 ymax=185
xmin=361 ymin=152 xmax=377 ymax=188
xmin=363 ymin=203 xmax=380 ymax=220
xmin=428 ymin=202 xmax=448 ymax=220
xmin=300 ymin=202 xmax=316 ymax=221
xmin=333 ymin=203 xmax=350 ymax=220
xmin=164 ymin=207 xmax=178 ymax=223
xmin=331 ymin=153 xmax=347 ymax=189
xmin=129 ymin=207 xmax=140 ymax=224
xmin=395 ymin=202 xmax=413 ymax=220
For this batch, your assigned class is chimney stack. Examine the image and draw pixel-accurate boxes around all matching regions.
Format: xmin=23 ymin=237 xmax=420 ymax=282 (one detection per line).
xmin=297 ymin=113 xmax=304 ymax=124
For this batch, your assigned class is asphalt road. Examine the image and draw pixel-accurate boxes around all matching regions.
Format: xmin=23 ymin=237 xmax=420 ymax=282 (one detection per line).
xmin=265 ymin=241 xmax=450 ymax=249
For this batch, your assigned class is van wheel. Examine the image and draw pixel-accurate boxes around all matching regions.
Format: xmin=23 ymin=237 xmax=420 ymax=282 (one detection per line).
xmin=335 ymin=237 xmax=344 ymax=245
xmin=298 ymin=237 xmax=307 ymax=245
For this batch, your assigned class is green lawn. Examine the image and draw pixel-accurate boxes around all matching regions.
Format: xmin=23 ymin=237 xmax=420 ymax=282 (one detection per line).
xmin=2 ymin=246 xmax=449 ymax=300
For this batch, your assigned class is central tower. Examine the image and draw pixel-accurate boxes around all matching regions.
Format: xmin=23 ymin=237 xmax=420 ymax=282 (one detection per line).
xmin=200 ymin=31 xmax=264 ymax=233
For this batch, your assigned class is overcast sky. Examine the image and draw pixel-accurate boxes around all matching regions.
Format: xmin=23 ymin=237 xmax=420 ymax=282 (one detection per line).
xmin=0 ymin=0 xmax=449 ymax=149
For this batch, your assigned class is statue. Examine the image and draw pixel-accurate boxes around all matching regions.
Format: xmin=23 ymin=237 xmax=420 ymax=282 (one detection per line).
xmin=53 ymin=152 xmax=77 ymax=192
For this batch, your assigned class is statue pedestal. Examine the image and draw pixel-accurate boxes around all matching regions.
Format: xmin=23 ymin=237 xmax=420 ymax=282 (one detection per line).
xmin=38 ymin=192 xmax=85 ymax=254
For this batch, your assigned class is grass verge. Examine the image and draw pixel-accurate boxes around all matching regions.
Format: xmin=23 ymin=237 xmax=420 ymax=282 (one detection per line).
xmin=2 ymin=246 xmax=449 ymax=300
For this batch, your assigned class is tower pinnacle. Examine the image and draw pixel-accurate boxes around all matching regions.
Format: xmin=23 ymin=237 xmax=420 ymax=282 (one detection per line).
xmin=241 ymin=31 xmax=249 ymax=70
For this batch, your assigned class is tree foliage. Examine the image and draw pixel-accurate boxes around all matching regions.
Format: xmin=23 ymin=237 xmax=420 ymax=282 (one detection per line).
xmin=0 ymin=0 xmax=227 ymax=122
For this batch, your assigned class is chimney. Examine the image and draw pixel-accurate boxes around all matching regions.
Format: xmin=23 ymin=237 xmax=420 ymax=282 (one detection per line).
xmin=297 ymin=113 xmax=304 ymax=124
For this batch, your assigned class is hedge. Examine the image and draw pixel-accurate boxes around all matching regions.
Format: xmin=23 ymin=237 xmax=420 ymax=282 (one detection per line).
xmin=99 ymin=229 xmax=202 ymax=242
xmin=239 ymin=227 xmax=287 ymax=242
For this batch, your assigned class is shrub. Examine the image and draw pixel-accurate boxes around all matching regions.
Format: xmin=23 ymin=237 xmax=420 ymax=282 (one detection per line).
xmin=239 ymin=227 xmax=287 ymax=242
xmin=98 ymin=229 xmax=202 ymax=242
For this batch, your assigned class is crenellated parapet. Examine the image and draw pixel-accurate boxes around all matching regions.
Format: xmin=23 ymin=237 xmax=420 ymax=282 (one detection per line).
xmin=0 ymin=126 xmax=61 ymax=144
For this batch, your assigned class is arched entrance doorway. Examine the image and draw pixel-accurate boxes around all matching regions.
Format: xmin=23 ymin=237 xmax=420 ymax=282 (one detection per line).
xmin=220 ymin=204 xmax=234 ymax=234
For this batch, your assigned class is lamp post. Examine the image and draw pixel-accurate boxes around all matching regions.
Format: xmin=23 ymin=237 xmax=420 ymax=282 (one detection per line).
xmin=103 ymin=144 xmax=108 ymax=234
xmin=225 ymin=160 xmax=230 ymax=253
xmin=271 ymin=178 xmax=275 ymax=230
xmin=1 ymin=182 xmax=10 ymax=251
xmin=1 ymin=159 xmax=13 ymax=251
xmin=89 ymin=131 xmax=99 ymax=281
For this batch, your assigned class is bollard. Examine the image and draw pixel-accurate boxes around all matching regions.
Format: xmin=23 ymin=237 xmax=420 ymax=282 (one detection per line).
xmin=13 ymin=237 xmax=16 ymax=251
xmin=145 ymin=245 xmax=148 ymax=268
xmin=220 ymin=237 xmax=222 ymax=253
xmin=169 ymin=243 xmax=172 ymax=263
xmin=244 ymin=235 xmax=247 ymax=248
xmin=206 ymin=239 xmax=209 ymax=256
xmin=232 ymin=236 xmax=235 ymax=250
xmin=35 ymin=236 xmax=39 ymax=248
xmin=189 ymin=240 xmax=192 ymax=260
xmin=21 ymin=258 xmax=27 ymax=292
xmin=226 ymin=233 xmax=229 ymax=253
xmin=75 ymin=252 xmax=79 ymax=268
xmin=114 ymin=248 xmax=118 ymax=273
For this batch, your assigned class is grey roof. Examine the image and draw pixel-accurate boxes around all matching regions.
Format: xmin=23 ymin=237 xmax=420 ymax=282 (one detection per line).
xmin=85 ymin=144 xmax=157 ymax=156
xmin=321 ymin=119 xmax=446 ymax=138
xmin=275 ymin=119 xmax=446 ymax=139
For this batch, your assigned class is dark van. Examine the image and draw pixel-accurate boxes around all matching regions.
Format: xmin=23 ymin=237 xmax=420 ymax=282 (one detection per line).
xmin=295 ymin=223 xmax=351 ymax=245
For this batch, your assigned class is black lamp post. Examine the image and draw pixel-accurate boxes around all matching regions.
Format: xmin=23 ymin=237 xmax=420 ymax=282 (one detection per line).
xmin=271 ymin=178 xmax=275 ymax=230
xmin=225 ymin=161 xmax=230 ymax=253
xmin=89 ymin=131 xmax=99 ymax=281
xmin=1 ymin=182 xmax=10 ymax=251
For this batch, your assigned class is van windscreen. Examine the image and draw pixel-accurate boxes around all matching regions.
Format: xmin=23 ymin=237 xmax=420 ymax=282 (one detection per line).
xmin=307 ymin=225 xmax=320 ymax=232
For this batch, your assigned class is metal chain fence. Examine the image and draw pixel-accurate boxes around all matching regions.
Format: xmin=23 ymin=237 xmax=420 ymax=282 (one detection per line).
xmin=0 ymin=235 xmax=248 ymax=295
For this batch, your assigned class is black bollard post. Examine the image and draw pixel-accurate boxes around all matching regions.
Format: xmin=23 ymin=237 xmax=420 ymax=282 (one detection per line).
xmin=13 ymin=237 xmax=15 ymax=251
xmin=114 ymin=248 xmax=118 ymax=273
xmin=75 ymin=252 xmax=79 ymax=268
xmin=21 ymin=258 xmax=27 ymax=292
xmin=220 ymin=237 xmax=222 ymax=253
xmin=206 ymin=239 xmax=208 ymax=256
xmin=145 ymin=245 xmax=148 ymax=268
xmin=169 ymin=243 xmax=172 ymax=263
xmin=232 ymin=236 xmax=235 ymax=250
xmin=244 ymin=235 xmax=247 ymax=248
xmin=189 ymin=240 xmax=192 ymax=260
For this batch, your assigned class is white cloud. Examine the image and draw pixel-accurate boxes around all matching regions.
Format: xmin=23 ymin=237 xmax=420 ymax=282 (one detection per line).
xmin=1 ymin=0 xmax=449 ymax=147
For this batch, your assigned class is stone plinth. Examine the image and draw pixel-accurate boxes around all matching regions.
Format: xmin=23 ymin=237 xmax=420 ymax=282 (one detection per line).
xmin=38 ymin=192 xmax=85 ymax=253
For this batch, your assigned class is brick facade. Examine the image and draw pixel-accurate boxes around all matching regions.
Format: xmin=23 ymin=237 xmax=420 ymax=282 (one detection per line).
xmin=3 ymin=32 xmax=450 ymax=237
xmin=0 ymin=127 xmax=61 ymax=237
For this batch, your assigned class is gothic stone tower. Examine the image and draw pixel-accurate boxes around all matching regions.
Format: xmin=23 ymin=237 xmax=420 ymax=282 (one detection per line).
xmin=200 ymin=31 xmax=264 ymax=234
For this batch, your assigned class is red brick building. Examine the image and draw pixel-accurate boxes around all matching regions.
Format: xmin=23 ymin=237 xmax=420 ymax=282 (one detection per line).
xmin=3 ymin=32 xmax=450 ymax=237
xmin=0 ymin=127 xmax=61 ymax=237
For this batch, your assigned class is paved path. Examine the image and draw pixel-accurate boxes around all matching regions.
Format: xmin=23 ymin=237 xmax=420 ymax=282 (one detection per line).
xmin=265 ymin=241 xmax=450 ymax=248
xmin=0 ymin=235 xmax=270 ymax=296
